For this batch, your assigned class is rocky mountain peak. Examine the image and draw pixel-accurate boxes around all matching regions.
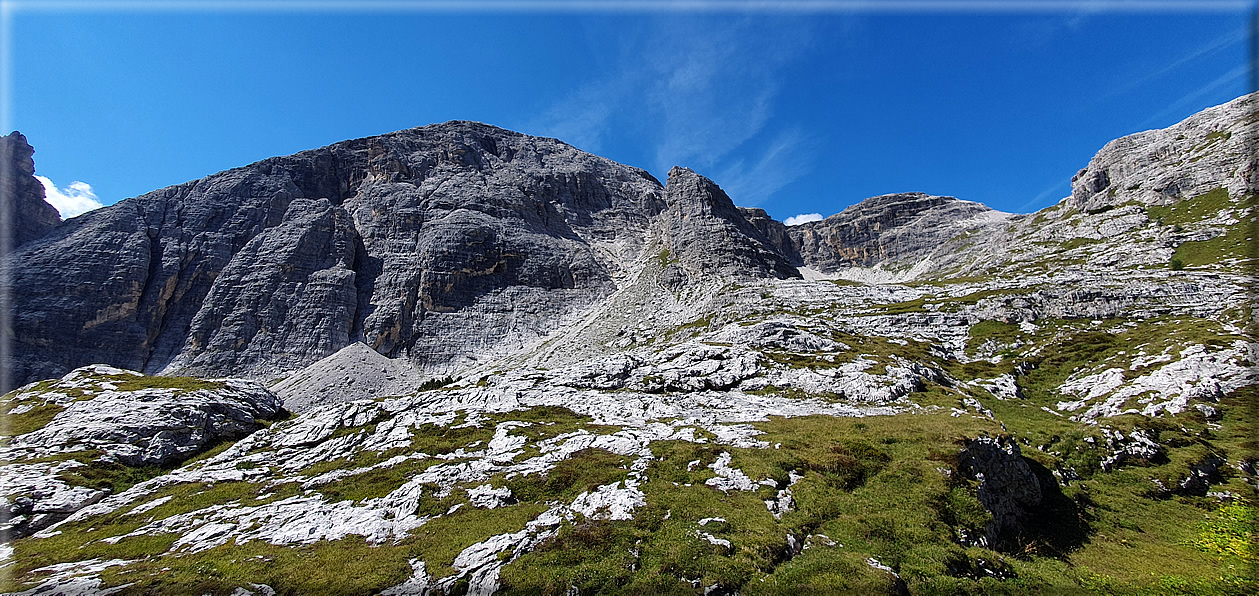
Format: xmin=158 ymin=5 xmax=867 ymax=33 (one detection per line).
xmin=656 ymin=166 xmax=800 ymax=283
xmin=822 ymin=192 xmax=967 ymax=225
xmin=664 ymin=166 xmax=734 ymax=213
xmin=789 ymin=191 xmax=1004 ymax=275
xmin=1069 ymin=91 xmax=1257 ymax=213
xmin=1 ymin=131 xmax=61 ymax=247
xmin=3 ymin=95 xmax=1257 ymax=596
xmin=5 ymin=128 xmax=781 ymax=384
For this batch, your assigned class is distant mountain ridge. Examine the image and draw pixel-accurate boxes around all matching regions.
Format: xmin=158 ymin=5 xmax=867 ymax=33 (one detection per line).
xmin=6 ymin=93 xmax=1257 ymax=386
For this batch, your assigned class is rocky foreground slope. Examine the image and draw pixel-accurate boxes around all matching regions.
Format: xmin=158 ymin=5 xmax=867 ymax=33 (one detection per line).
xmin=1 ymin=93 xmax=1257 ymax=594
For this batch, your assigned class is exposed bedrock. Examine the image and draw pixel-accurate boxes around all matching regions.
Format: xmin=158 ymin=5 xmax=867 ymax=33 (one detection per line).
xmin=788 ymin=192 xmax=1009 ymax=273
xmin=0 ymin=131 xmax=61 ymax=248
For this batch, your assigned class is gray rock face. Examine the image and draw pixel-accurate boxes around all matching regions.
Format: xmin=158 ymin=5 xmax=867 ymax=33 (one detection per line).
xmin=958 ymin=436 xmax=1045 ymax=552
xmin=8 ymin=162 xmax=307 ymax=384
xmin=737 ymin=206 xmax=799 ymax=263
xmin=6 ymin=123 xmax=678 ymax=383
xmin=1 ymin=131 xmax=61 ymax=247
xmin=5 ymin=365 xmax=282 ymax=466
xmin=656 ymin=167 xmax=799 ymax=284
xmin=10 ymin=123 xmax=822 ymax=385
xmin=788 ymin=192 xmax=1009 ymax=274
xmin=167 ymin=198 xmax=366 ymax=377
xmin=1070 ymin=92 xmax=1256 ymax=213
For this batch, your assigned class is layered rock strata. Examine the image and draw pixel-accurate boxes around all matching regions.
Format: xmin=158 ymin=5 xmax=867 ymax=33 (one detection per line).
xmin=0 ymin=131 xmax=60 ymax=247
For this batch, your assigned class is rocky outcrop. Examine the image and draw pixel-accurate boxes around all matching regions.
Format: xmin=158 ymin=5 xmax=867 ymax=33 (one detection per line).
xmin=0 ymin=365 xmax=282 ymax=538
xmin=958 ymin=436 xmax=1045 ymax=552
xmin=1070 ymin=92 xmax=1257 ymax=213
xmin=788 ymin=192 xmax=1009 ymax=274
xmin=7 ymin=123 xmax=671 ymax=383
xmin=1 ymin=131 xmax=60 ymax=247
xmin=656 ymin=167 xmax=799 ymax=284
xmin=3 ymin=365 xmax=282 ymax=466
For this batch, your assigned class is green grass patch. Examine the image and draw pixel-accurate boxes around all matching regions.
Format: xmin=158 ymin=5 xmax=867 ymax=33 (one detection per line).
xmin=1171 ymin=226 xmax=1253 ymax=267
xmin=1146 ymin=187 xmax=1231 ymax=227
xmin=877 ymin=296 xmax=932 ymax=315
xmin=311 ymin=457 xmax=438 ymax=504
xmin=1193 ymin=500 xmax=1258 ymax=563
xmin=417 ymin=376 xmax=456 ymax=391
xmin=409 ymin=418 xmax=496 ymax=456
xmin=504 ymin=448 xmax=632 ymax=504
xmin=967 ymin=320 xmax=1023 ymax=356
xmin=1061 ymin=237 xmax=1102 ymax=251
xmin=57 ymin=459 xmax=169 ymax=494
xmin=93 ymin=536 xmax=415 ymax=596
xmin=0 ymin=401 xmax=64 ymax=436
xmin=409 ymin=502 xmax=551 ymax=577
xmin=657 ymin=247 xmax=678 ymax=268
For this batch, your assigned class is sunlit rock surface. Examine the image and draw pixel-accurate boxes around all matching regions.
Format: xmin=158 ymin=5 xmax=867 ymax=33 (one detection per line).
xmin=2 ymin=93 xmax=1257 ymax=595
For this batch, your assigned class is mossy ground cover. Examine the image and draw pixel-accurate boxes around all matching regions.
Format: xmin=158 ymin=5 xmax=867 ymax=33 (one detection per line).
xmin=501 ymin=407 xmax=1240 ymax=594
xmin=501 ymin=412 xmax=1049 ymax=595
xmin=0 ymin=400 xmax=64 ymax=436
xmin=6 ymin=372 xmax=1255 ymax=595
xmin=498 ymin=447 xmax=633 ymax=504
xmin=1143 ymin=188 xmax=1256 ymax=269
xmin=310 ymin=457 xmax=439 ymax=504
xmin=1145 ymin=188 xmax=1233 ymax=227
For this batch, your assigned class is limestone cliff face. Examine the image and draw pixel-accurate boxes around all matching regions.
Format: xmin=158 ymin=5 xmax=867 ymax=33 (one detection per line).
xmin=656 ymin=167 xmax=799 ymax=285
xmin=9 ymin=124 xmax=801 ymax=384
xmin=788 ymin=192 xmax=1007 ymax=273
xmin=12 ymin=93 xmax=1256 ymax=385
xmin=1 ymin=132 xmax=61 ymax=247
xmin=1070 ymin=92 xmax=1256 ymax=213
xmin=737 ymin=206 xmax=799 ymax=263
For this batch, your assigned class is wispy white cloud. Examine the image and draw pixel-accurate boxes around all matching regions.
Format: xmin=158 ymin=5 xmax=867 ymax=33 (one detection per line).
xmin=784 ymin=212 xmax=823 ymax=226
xmin=531 ymin=18 xmax=818 ymax=207
xmin=1108 ymin=28 xmax=1246 ymax=100
xmin=1016 ymin=177 xmax=1072 ymax=212
xmin=36 ymin=175 xmax=104 ymax=218
xmin=715 ymin=128 xmax=815 ymax=207
xmin=641 ymin=24 xmax=785 ymax=174
xmin=1138 ymin=65 xmax=1249 ymax=128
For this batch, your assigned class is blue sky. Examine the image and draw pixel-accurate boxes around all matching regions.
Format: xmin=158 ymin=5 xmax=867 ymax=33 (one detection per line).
xmin=8 ymin=1 xmax=1253 ymax=222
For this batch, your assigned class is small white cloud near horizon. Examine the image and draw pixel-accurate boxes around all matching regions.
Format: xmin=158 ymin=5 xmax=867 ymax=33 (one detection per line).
xmin=784 ymin=213 xmax=824 ymax=226
xmin=36 ymin=175 xmax=104 ymax=219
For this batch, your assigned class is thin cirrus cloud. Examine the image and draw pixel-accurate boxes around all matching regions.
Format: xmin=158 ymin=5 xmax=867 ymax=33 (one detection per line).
xmin=715 ymin=128 xmax=816 ymax=208
xmin=36 ymin=175 xmax=105 ymax=219
xmin=531 ymin=18 xmax=818 ymax=207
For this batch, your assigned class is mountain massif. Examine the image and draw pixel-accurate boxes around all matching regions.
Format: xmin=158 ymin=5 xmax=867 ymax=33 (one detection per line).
xmin=1 ymin=93 xmax=1256 ymax=595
